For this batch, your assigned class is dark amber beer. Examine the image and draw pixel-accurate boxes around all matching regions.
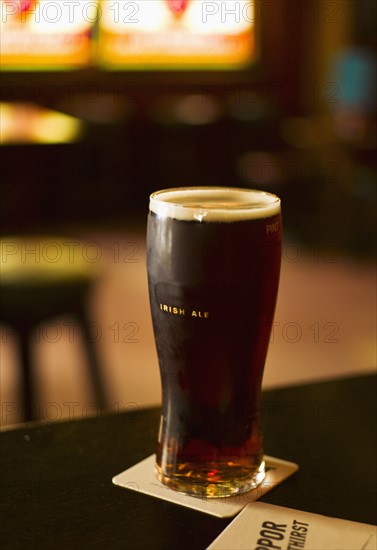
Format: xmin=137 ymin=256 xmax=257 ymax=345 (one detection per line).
xmin=147 ymin=187 xmax=282 ymax=497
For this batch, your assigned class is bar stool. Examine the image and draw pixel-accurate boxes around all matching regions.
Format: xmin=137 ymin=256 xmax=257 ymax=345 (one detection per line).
xmin=0 ymin=237 xmax=107 ymax=422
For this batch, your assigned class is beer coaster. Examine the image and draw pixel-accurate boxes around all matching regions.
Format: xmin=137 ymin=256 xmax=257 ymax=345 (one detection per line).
xmin=112 ymin=455 xmax=298 ymax=518
xmin=207 ymin=501 xmax=377 ymax=549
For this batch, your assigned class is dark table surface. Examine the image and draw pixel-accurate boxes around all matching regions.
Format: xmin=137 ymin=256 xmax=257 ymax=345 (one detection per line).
xmin=1 ymin=374 xmax=376 ymax=549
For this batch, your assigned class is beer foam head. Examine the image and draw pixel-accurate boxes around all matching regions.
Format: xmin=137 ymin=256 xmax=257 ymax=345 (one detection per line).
xmin=149 ymin=187 xmax=281 ymax=222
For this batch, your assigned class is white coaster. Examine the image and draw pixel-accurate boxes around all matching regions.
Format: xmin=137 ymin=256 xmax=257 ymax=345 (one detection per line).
xmin=112 ymin=454 xmax=299 ymax=518
xmin=207 ymin=501 xmax=377 ymax=549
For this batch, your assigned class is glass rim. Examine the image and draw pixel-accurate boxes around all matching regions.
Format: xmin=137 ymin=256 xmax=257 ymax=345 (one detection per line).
xmin=149 ymin=186 xmax=281 ymax=222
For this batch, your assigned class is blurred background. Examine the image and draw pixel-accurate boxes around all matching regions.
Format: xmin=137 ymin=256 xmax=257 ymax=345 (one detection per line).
xmin=0 ymin=0 xmax=376 ymax=427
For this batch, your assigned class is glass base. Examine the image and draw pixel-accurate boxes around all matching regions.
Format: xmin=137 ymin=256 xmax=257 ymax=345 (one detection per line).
xmin=156 ymin=459 xmax=265 ymax=499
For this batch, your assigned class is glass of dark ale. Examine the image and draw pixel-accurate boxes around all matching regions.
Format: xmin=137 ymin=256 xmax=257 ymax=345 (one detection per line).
xmin=147 ymin=187 xmax=282 ymax=498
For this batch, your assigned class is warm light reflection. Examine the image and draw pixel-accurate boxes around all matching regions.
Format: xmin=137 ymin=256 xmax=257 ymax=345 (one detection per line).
xmin=150 ymin=94 xmax=222 ymax=125
xmin=101 ymin=0 xmax=253 ymax=34
xmin=98 ymin=0 xmax=256 ymax=69
xmin=1 ymin=0 xmax=255 ymax=69
xmin=0 ymin=0 xmax=96 ymax=68
xmin=0 ymin=103 xmax=83 ymax=144
xmin=173 ymin=94 xmax=222 ymax=125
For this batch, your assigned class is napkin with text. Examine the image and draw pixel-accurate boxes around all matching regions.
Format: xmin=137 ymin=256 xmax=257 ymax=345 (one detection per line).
xmin=207 ymin=501 xmax=376 ymax=549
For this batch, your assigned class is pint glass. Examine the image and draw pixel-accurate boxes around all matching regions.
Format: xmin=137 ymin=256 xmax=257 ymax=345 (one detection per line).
xmin=147 ymin=187 xmax=282 ymax=498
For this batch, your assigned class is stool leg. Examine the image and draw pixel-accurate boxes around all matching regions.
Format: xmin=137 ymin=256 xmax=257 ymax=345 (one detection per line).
xmin=76 ymin=307 xmax=107 ymax=410
xmin=18 ymin=325 xmax=35 ymax=422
